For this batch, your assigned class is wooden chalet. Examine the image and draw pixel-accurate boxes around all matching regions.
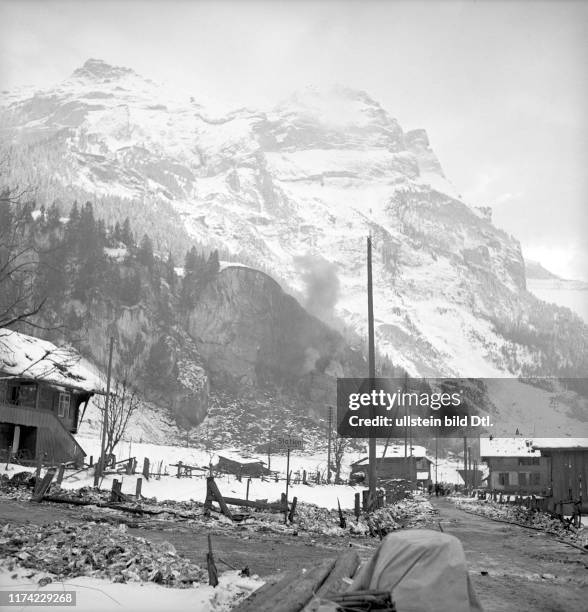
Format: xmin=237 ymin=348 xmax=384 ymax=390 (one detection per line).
xmin=0 ymin=330 xmax=103 ymax=466
xmin=480 ymin=437 xmax=550 ymax=495
xmin=215 ymin=452 xmax=270 ymax=477
xmin=532 ymin=439 xmax=588 ymax=513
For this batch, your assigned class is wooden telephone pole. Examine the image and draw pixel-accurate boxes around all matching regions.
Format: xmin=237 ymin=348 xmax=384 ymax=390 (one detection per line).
xmin=327 ymin=405 xmax=333 ymax=484
xmin=367 ymin=236 xmax=377 ymax=506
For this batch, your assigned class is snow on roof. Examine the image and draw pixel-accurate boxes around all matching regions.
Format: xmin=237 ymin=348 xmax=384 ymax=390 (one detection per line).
xmin=377 ymin=444 xmax=429 ymax=459
xmin=0 ymin=330 xmax=103 ymax=394
xmin=532 ymin=438 xmax=588 ymax=451
xmin=480 ymin=437 xmax=540 ymax=458
xmin=216 ymin=450 xmax=266 ymax=465
xmin=481 ymin=437 xmax=588 ymax=456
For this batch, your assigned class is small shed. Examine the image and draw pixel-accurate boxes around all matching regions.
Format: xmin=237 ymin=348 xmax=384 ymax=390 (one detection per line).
xmin=532 ymin=439 xmax=588 ymax=513
xmin=215 ymin=452 xmax=270 ymax=477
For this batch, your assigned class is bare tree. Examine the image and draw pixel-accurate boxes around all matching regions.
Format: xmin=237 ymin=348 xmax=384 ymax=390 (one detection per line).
xmin=96 ymin=377 xmax=140 ymax=459
xmin=332 ymin=436 xmax=351 ymax=484
xmin=0 ymin=186 xmax=46 ymax=330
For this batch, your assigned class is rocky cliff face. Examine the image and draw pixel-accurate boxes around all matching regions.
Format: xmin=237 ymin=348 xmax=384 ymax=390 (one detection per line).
xmin=2 ymin=59 xmax=587 ymax=384
xmin=188 ymin=266 xmax=361 ymax=393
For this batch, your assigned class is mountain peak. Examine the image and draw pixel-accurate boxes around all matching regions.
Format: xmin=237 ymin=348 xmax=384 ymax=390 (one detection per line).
xmin=71 ymin=58 xmax=136 ymax=82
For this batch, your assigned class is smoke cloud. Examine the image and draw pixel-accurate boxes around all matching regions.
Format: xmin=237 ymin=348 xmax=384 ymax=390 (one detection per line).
xmin=294 ymin=253 xmax=340 ymax=320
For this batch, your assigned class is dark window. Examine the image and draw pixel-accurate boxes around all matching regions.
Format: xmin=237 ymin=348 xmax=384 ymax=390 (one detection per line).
xmin=498 ymin=472 xmax=509 ymax=486
xmin=17 ymin=384 xmax=36 ymax=407
xmin=531 ymin=473 xmax=541 ymax=486
xmin=518 ymin=472 xmax=528 ymax=486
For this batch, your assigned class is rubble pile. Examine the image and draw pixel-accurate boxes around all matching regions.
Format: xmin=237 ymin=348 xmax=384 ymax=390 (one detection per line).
xmin=0 ymin=521 xmax=208 ymax=586
xmin=352 ymin=496 xmax=438 ymax=535
xmin=456 ymin=499 xmax=586 ymax=546
xmin=295 ymin=504 xmax=345 ymax=536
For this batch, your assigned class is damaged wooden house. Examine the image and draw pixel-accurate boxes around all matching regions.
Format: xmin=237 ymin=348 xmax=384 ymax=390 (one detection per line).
xmin=0 ymin=329 xmax=103 ymax=466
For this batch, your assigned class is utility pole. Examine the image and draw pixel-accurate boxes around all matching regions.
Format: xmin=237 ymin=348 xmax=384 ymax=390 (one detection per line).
xmin=95 ymin=336 xmax=114 ymax=487
xmin=435 ymin=432 xmax=438 ymax=485
xmin=367 ymin=236 xmax=377 ymax=507
xmin=403 ymin=373 xmax=408 ymax=478
xmin=327 ymin=405 xmax=333 ymax=484
xmin=463 ymin=436 xmax=468 ymax=491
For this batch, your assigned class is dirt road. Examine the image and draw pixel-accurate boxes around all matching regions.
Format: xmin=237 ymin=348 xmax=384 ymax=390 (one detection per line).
xmin=0 ymin=496 xmax=586 ymax=611
xmin=431 ymin=497 xmax=587 ymax=612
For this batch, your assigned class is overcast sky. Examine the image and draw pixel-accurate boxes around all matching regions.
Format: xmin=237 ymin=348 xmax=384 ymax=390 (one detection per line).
xmin=1 ymin=0 xmax=587 ymax=280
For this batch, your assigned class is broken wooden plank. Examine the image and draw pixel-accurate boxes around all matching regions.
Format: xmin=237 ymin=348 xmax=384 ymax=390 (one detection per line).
xmin=235 ymin=559 xmax=336 ymax=612
xmin=31 ymin=469 xmax=56 ymax=502
xmin=232 ymin=571 xmax=299 ymax=612
xmin=206 ymin=477 xmax=233 ymax=520
xmin=258 ymin=558 xmax=336 ymax=612
xmin=315 ymin=550 xmax=360 ymax=599
xmin=223 ymin=496 xmax=286 ymax=511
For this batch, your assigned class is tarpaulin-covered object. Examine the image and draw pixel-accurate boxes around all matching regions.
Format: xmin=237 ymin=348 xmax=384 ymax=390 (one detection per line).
xmin=349 ymin=529 xmax=483 ymax=612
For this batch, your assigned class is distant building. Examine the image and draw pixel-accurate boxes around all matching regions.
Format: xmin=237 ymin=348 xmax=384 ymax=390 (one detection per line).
xmin=480 ymin=437 xmax=550 ymax=494
xmin=0 ymin=330 xmax=103 ymax=466
xmin=215 ymin=452 xmax=270 ymax=478
xmin=532 ymin=439 xmax=588 ymax=513
xmin=350 ymin=444 xmax=433 ymax=486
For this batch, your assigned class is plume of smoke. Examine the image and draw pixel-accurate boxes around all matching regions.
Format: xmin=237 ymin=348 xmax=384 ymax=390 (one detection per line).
xmin=294 ymin=253 xmax=340 ymax=321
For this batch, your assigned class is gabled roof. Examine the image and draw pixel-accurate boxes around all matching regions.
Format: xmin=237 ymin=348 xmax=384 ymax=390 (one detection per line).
xmin=0 ymin=329 xmax=104 ymax=394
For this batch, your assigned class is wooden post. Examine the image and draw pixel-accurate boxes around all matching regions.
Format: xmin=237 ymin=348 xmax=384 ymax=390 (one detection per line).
xmin=111 ymin=479 xmax=122 ymax=502
xmin=362 ymin=489 xmax=369 ymax=511
xmin=126 ymin=458 xmax=133 ymax=475
xmin=135 ymin=477 xmax=142 ymax=500
xmin=288 ymin=496 xmax=298 ymax=523
xmin=284 ymin=447 xmax=291 ymax=524
xmin=142 ymin=458 xmax=150 ymax=480
xmin=177 ymin=461 xmax=183 ymax=478
xmin=11 ymin=425 xmax=20 ymax=457
xmin=31 ymin=469 xmax=56 ymax=502
xmin=337 ymin=498 xmax=346 ymax=528
xmin=56 ymin=463 xmax=65 ymax=486
xmin=89 ymin=455 xmax=93 ymax=467
xmin=246 ymin=478 xmax=251 ymax=501
xmin=303 ymin=470 xmax=307 ymax=485
xmin=354 ymin=493 xmax=361 ymax=520
xmin=207 ymin=534 xmax=219 ymax=587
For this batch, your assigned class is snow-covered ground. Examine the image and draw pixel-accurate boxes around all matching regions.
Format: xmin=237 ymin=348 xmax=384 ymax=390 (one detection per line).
xmin=0 ymin=566 xmax=262 ymax=612
xmin=2 ymin=435 xmax=466 ymax=508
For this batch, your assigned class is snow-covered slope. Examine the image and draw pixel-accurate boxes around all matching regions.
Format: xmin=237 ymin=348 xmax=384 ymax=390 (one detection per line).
xmin=2 ymin=59 xmax=587 ymax=382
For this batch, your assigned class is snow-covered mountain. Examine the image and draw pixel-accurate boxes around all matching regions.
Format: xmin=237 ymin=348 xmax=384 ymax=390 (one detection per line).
xmin=2 ymin=59 xmax=587 ymax=382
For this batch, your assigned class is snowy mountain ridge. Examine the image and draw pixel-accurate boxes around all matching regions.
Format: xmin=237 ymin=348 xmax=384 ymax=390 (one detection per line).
xmin=2 ymin=58 xmax=587 ymax=383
